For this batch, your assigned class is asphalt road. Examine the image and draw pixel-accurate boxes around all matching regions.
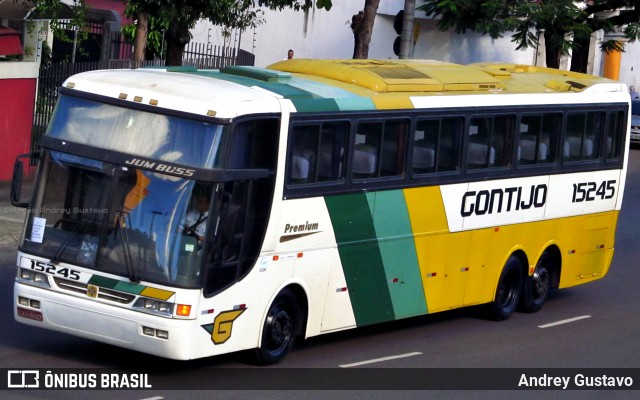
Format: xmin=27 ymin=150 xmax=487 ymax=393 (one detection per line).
xmin=1 ymin=150 xmax=640 ymax=399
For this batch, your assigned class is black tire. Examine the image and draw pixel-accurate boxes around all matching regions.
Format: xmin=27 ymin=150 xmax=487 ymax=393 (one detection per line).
xmin=254 ymin=289 xmax=300 ymax=365
xmin=488 ymin=255 xmax=524 ymax=321
xmin=520 ymin=253 xmax=552 ymax=313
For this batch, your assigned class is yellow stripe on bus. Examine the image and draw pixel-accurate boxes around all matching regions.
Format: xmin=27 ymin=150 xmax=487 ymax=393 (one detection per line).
xmin=140 ymin=287 xmax=175 ymax=301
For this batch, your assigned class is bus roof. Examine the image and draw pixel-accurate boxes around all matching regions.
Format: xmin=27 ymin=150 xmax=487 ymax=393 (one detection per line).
xmin=62 ymin=59 xmax=627 ymax=118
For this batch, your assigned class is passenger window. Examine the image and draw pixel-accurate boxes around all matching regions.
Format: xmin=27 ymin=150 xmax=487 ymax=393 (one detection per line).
xmin=352 ymin=120 xmax=408 ymax=179
xmin=563 ymin=112 xmax=604 ymax=162
xmin=517 ymin=114 xmax=560 ymax=166
xmin=287 ymin=121 xmax=348 ymax=185
xmin=606 ymin=111 xmax=624 ymax=160
xmin=413 ymin=117 xmax=462 ymax=174
xmin=467 ymin=115 xmax=514 ymax=170
xmin=227 ymin=119 xmax=279 ymax=170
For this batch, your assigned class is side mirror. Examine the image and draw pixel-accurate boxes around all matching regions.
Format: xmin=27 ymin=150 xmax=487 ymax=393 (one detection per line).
xmin=11 ymin=153 xmax=33 ymax=208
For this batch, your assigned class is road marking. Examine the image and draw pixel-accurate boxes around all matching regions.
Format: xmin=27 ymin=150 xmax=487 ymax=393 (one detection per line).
xmin=139 ymin=397 xmax=164 ymax=400
xmin=538 ymin=315 xmax=591 ymax=328
xmin=339 ymin=352 xmax=422 ymax=368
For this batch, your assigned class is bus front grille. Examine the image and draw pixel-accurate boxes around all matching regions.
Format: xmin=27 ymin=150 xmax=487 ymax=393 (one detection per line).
xmin=53 ymin=278 xmax=136 ymax=304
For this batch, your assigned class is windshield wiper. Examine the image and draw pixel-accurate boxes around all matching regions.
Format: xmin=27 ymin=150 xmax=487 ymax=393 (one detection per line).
xmin=116 ymin=211 xmax=138 ymax=282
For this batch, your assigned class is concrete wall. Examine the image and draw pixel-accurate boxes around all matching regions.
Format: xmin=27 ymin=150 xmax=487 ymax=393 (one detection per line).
xmin=189 ymin=1 xmax=640 ymax=88
xmin=0 ymin=62 xmax=38 ymax=180
xmin=190 ymin=2 xmax=536 ymax=68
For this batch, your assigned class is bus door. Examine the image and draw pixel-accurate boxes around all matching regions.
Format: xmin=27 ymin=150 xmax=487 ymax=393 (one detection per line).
xmin=203 ymin=118 xmax=279 ymax=295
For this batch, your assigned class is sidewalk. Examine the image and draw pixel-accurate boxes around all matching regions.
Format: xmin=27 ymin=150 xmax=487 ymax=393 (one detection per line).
xmin=0 ymin=180 xmax=28 ymax=249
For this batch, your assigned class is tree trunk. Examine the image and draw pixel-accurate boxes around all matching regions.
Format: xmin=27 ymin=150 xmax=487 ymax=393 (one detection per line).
xmin=544 ymin=29 xmax=561 ymax=69
xmin=351 ymin=0 xmax=380 ymax=59
xmin=165 ymin=25 xmax=191 ymax=66
xmin=133 ymin=12 xmax=149 ymax=67
xmin=569 ymin=35 xmax=590 ymax=73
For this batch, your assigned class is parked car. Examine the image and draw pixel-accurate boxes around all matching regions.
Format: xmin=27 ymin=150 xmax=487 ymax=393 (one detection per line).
xmin=632 ymin=99 xmax=640 ymax=143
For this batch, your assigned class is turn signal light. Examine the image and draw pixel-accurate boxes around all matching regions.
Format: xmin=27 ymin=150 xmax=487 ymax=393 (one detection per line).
xmin=176 ymin=304 xmax=191 ymax=317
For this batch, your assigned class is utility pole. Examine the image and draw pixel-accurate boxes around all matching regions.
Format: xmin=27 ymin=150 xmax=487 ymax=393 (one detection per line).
xmin=398 ymin=0 xmax=415 ymax=59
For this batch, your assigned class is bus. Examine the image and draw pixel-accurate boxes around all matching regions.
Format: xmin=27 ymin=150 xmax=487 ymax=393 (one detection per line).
xmin=11 ymin=59 xmax=630 ymax=364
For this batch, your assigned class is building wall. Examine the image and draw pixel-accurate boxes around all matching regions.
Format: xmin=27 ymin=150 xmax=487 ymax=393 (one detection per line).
xmin=191 ymin=3 xmax=536 ymax=68
xmin=0 ymin=63 xmax=38 ymax=180
xmin=189 ymin=2 xmax=640 ymax=89
xmin=618 ymin=41 xmax=640 ymax=89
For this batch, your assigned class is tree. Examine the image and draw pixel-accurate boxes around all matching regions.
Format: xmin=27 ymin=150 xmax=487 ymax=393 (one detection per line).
xmin=419 ymin=1 xmax=640 ymax=72
xmin=26 ymin=0 xmax=90 ymax=61
xmin=126 ymin=0 xmax=333 ymax=66
xmin=351 ymin=0 xmax=380 ymax=59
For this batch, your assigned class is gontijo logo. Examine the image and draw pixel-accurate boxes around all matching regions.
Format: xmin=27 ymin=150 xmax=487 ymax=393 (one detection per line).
xmin=460 ymin=184 xmax=547 ymax=217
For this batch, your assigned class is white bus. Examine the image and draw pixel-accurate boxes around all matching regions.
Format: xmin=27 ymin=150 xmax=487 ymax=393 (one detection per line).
xmin=11 ymin=59 xmax=630 ymax=364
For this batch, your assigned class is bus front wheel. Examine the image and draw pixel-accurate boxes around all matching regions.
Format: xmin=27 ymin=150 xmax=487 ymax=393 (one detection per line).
xmin=254 ymin=289 xmax=300 ymax=365
xmin=488 ymin=256 xmax=523 ymax=321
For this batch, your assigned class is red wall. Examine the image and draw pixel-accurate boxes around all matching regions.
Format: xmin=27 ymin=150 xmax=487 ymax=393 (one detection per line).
xmin=0 ymin=78 xmax=36 ymax=180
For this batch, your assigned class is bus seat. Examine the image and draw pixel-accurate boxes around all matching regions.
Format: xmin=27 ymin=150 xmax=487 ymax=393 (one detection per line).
xmin=353 ymin=144 xmax=378 ymax=175
xmin=412 ymin=145 xmax=435 ymax=170
xmin=518 ymin=139 xmax=548 ymax=162
xmin=291 ymin=155 xmax=310 ymax=180
xmin=467 ymin=142 xmax=495 ymax=166
xmin=564 ymin=137 xmax=593 ymax=158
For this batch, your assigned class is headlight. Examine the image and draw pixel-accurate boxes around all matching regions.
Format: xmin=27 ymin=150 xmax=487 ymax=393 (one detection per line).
xmin=133 ymin=297 xmax=174 ymax=317
xmin=17 ymin=268 xmax=51 ymax=288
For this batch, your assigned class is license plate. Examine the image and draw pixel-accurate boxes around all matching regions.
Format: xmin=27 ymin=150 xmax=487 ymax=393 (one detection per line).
xmin=17 ymin=307 xmax=43 ymax=322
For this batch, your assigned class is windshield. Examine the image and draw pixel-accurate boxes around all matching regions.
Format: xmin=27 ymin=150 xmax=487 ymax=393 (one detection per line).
xmin=22 ymin=151 xmax=215 ymax=288
xmin=46 ymin=94 xmax=224 ymax=169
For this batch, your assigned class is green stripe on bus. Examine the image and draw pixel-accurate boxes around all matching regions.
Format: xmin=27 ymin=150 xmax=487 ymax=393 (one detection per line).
xmin=291 ymin=98 xmax=341 ymax=112
xmin=334 ymin=97 xmax=377 ymax=111
xmin=189 ymin=71 xmax=317 ymax=99
xmin=366 ymin=191 xmax=427 ymax=318
xmin=114 ymin=280 xmax=145 ymax=295
xmin=88 ymin=275 xmax=119 ymax=289
xmin=325 ymin=193 xmax=395 ymax=326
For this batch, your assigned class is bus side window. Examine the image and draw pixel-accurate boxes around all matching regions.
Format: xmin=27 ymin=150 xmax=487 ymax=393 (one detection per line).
xmin=227 ymin=119 xmax=279 ymax=170
xmin=606 ymin=111 xmax=625 ymax=160
xmin=467 ymin=115 xmax=514 ymax=170
xmin=438 ymin=118 xmax=462 ymax=172
xmin=318 ymin=123 xmax=348 ymax=182
xmin=564 ymin=112 xmax=604 ymax=162
xmin=413 ymin=117 xmax=462 ymax=175
xmin=517 ymin=113 xmax=560 ymax=166
xmin=352 ymin=120 xmax=407 ymax=179
xmin=289 ymin=125 xmax=319 ymax=183
xmin=287 ymin=122 xmax=348 ymax=185
xmin=381 ymin=120 xmax=408 ymax=176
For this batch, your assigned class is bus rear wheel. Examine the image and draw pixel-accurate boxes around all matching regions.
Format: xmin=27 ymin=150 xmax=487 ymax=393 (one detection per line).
xmin=520 ymin=253 xmax=552 ymax=313
xmin=254 ymin=289 xmax=300 ymax=365
xmin=488 ymin=256 xmax=523 ymax=321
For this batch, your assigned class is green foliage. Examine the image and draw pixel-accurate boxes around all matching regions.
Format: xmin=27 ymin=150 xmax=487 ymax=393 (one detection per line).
xmin=124 ymin=0 xmax=331 ymax=57
xmin=419 ymin=0 xmax=640 ymax=58
xmin=601 ymin=39 xmax=626 ymax=54
xmin=125 ymin=0 xmax=332 ymax=33
xmin=123 ymin=3 xmax=170 ymax=58
xmin=26 ymin=1 xmax=90 ymax=61
xmin=624 ymin=23 xmax=640 ymax=42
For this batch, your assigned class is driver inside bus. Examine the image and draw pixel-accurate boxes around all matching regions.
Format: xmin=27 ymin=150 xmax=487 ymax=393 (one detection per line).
xmin=181 ymin=191 xmax=211 ymax=246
